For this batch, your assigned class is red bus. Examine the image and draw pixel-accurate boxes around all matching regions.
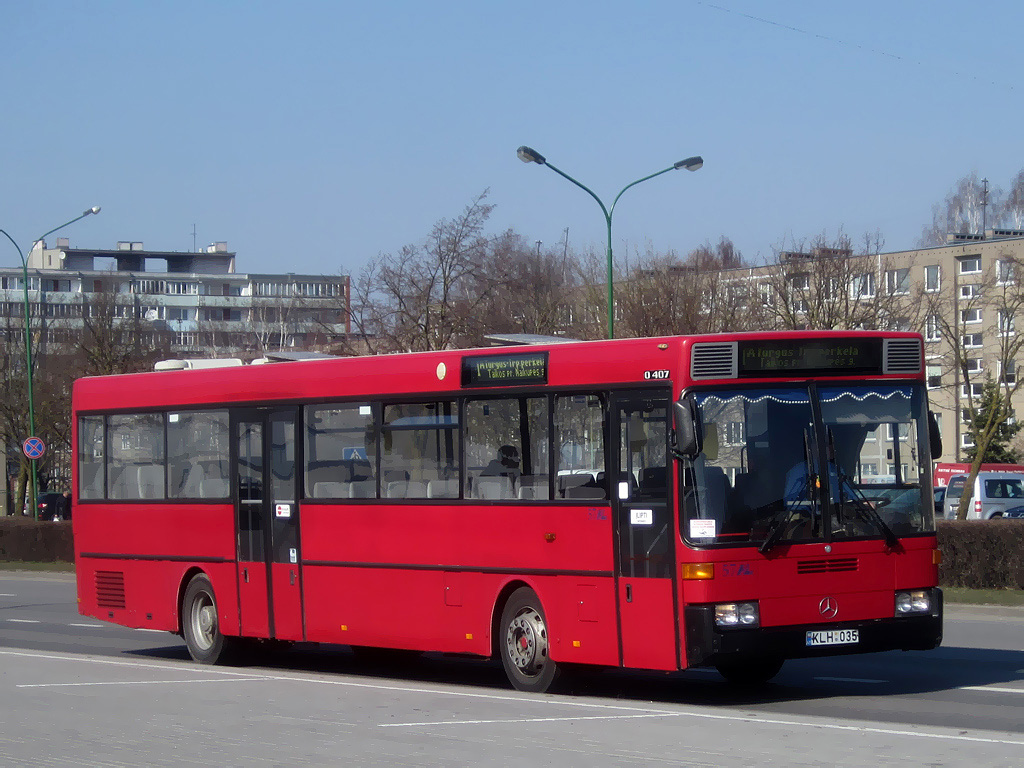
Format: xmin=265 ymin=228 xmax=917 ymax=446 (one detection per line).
xmin=72 ymin=330 xmax=942 ymax=692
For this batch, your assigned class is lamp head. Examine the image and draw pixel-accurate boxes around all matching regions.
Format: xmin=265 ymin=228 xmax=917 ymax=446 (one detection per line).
xmin=674 ymin=156 xmax=703 ymax=172
xmin=85 ymin=206 xmax=101 ymax=216
xmin=517 ymin=146 xmax=546 ymax=165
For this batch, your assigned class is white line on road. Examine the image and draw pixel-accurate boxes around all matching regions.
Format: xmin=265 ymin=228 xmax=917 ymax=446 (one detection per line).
xmin=814 ymin=676 xmax=887 ymax=683
xmin=18 ymin=677 xmax=267 ymax=689
xmin=6 ymin=619 xmax=40 ymax=624
xmin=68 ymin=623 xmax=103 ymax=628
xmin=961 ymin=685 xmax=1024 ymax=694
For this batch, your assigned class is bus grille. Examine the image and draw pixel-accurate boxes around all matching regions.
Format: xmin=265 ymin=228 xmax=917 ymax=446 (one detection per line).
xmin=883 ymin=338 xmax=922 ymax=374
xmin=796 ymin=557 xmax=858 ymax=574
xmin=95 ymin=571 xmax=126 ymax=609
xmin=690 ymin=342 xmax=738 ymax=379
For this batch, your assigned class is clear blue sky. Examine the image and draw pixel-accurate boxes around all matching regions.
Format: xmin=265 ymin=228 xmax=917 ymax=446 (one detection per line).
xmin=3 ymin=1 xmax=1020 ymax=277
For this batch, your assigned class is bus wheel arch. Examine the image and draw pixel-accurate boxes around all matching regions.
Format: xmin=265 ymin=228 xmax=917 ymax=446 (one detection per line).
xmin=496 ymin=584 xmax=560 ymax=693
xmin=181 ymin=572 xmax=237 ymax=665
xmin=175 ymin=566 xmax=208 ymax=636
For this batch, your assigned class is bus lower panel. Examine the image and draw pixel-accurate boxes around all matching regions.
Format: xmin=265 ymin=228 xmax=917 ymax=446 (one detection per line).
xmin=684 ymin=589 xmax=942 ymax=668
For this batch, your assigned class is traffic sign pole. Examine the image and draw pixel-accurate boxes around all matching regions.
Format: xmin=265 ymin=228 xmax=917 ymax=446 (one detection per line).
xmin=22 ymin=437 xmax=46 ymax=521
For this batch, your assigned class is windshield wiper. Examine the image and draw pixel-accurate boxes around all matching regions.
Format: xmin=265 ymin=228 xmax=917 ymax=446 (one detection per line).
xmin=761 ymin=428 xmax=815 ymax=554
xmin=826 ymin=427 xmax=899 ymax=548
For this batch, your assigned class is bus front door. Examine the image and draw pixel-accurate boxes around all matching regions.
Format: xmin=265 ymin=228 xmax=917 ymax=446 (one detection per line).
xmin=234 ymin=408 xmax=304 ymax=642
xmin=611 ymin=390 xmax=678 ymax=670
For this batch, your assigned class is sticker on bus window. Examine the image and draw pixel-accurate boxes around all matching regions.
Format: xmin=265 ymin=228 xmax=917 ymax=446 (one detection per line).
xmin=689 ymin=519 xmax=717 ymax=538
xmin=275 ymin=504 xmax=291 ymax=518
xmin=631 ymin=509 xmax=653 ymax=526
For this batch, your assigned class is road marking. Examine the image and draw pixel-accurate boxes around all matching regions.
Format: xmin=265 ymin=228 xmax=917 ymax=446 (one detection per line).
xmin=3 ymin=649 xmax=1024 ymax=748
xmin=814 ymin=676 xmax=887 ymax=683
xmin=18 ymin=677 xmax=267 ymax=689
xmin=0 ymin=593 xmax=16 ymax=597
xmin=7 ymin=619 xmax=40 ymax=624
xmin=133 ymin=628 xmax=166 ymax=633
xmin=962 ymin=685 xmax=1024 ymax=694
xmin=68 ymin=623 xmax=103 ymax=628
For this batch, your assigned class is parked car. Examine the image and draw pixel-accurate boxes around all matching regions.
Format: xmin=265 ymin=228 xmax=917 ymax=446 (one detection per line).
xmin=36 ymin=492 xmax=69 ymax=521
xmin=945 ymin=472 xmax=1024 ymax=519
xmin=933 ymin=486 xmax=945 ymax=516
xmin=1003 ymin=505 xmax=1024 ymax=519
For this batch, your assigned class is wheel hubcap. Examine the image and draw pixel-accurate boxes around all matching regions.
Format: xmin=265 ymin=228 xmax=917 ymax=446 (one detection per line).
xmin=191 ymin=594 xmax=216 ymax=650
xmin=506 ymin=607 xmax=548 ymax=677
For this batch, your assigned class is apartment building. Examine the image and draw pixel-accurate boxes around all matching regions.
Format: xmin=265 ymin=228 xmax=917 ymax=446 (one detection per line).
xmin=1 ymin=238 xmax=351 ymax=357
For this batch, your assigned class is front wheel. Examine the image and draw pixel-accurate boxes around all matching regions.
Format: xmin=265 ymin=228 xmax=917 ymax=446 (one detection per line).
xmin=499 ymin=587 xmax=559 ymax=693
xmin=182 ymin=574 xmax=236 ymax=664
xmin=715 ymin=656 xmax=784 ymax=685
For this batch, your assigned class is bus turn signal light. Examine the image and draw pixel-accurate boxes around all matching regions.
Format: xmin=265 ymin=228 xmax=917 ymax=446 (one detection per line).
xmin=933 ymin=549 xmax=943 ymax=565
xmin=681 ymin=563 xmax=714 ymax=580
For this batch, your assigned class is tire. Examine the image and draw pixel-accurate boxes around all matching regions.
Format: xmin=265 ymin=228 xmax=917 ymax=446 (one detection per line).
xmin=499 ymin=587 xmax=559 ymax=693
xmin=181 ymin=574 xmax=236 ymax=664
xmin=715 ymin=656 xmax=784 ymax=685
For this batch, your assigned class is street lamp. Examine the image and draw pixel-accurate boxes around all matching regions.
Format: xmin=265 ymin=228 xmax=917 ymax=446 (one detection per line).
xmin=1 ymin=206 xmax=101 ymax=519
xmin=517 ymin=146 xmax=702 ymax=339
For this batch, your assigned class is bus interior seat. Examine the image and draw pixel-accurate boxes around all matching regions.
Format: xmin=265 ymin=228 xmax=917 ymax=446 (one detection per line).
xmin=558 ymin=474 xmax=592 ymax=497
xmin=137 ymin=465 xmax=165 ymax=499
xmin=313 ymin=481 xmax=350 ymax=498
xmin=348 ymin=479 xmax=376 ymax=498
xmin=565 ymin=485 xmax=607 ymax=500
xmin=427 ymin=479 xmax=459 ymax=499
xmin=474 ymin=476 xmax=513 ymax=500
xmin=200 ymin=478 xmax=229 ymax=498
xmin=517 ymin=475 xmax=549 ymax=499
xmin=387 ymin=480 xmax=427 ymax=499
xmin=179 ymin=463 xmax=205 ymax=498
xmin=698 ymin=465 xmax=730 ymax=521
xmin=639 ymin=467 xmax=667 ymax=496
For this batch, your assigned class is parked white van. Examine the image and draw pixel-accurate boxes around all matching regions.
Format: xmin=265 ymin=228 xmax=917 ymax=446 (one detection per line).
xmin=944 ymin=472 xmax=1024 ymax=519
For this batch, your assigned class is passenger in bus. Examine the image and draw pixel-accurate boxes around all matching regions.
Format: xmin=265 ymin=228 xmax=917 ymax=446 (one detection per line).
xmin=482 ymin=445 xmax=521 ymax=484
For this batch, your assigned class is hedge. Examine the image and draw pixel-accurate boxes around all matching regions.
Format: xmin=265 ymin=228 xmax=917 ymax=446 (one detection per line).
xmin=0 ymin=517 xmax=75 ymax=563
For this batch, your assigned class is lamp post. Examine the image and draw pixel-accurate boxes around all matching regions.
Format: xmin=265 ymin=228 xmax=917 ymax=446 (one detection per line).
xmin=517 ymin=146 xmax=702 ymax=340
xmin=1 ymin=206 xmax=100 ymax=519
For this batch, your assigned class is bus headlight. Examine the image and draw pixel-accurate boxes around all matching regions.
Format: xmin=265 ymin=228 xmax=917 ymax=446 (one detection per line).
xmin=714 ymin=602 xmax=760 ymax=628
xmin=894 ymin=590 xmax=932 ymax=616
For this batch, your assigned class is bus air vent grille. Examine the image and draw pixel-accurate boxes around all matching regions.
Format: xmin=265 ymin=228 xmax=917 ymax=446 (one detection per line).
xmin=690 ymin=342 xmax=738 ymax=380
xmin=796 ymin=557 xmax=858 ymax=574
xmin=883 ymin=338 xmax=922 ymax=374
xmin=95 ymin=570 xmax=126 ymax=609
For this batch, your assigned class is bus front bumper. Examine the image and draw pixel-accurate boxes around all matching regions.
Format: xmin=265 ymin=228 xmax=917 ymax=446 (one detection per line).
xmin=684 ymin=588 xmax=943 ymax=668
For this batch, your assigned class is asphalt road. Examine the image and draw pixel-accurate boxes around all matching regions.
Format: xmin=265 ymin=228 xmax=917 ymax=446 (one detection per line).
xmin=2 ymin=571 xmax=1022 ymax=766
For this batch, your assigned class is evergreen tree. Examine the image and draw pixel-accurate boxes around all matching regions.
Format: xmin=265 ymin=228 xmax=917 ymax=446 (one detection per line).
xmin=964 ymin=378 xmax=1022 ymax=463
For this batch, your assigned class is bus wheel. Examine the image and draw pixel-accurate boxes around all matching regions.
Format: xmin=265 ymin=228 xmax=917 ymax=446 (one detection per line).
xmin=500 ymin=587 xmax=559 ymax=693
xmin=714 ymin=656 xmax=784 ymax=685
xmin=182 ymin=574 xmax=234 ymax=665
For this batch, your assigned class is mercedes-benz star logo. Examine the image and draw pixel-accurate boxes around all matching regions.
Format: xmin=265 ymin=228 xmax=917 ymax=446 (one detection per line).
xmin=818 ymin=596 xmax=839 ymax=619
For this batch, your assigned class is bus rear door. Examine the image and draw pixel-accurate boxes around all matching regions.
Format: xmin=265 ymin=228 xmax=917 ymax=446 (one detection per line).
xmin=234 ymin=408 xmax=304 ymax=641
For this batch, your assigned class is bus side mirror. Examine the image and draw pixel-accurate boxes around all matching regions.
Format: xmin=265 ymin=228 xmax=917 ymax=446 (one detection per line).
xmin=928 ymin=411 xmax=942 ymax=458
xmin=673 ymin=399 xmax=702 ymax=458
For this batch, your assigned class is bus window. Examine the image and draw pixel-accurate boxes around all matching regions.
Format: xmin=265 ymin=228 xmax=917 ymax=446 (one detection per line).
xmin=78 ymin=416 xmax=105 ymax=500
xmin=381 ymin=402 xmax=459 ymax=499
xmin=305 ymin=404 xmax=377 ymax=499
xmin=555 ymin=393 xmax=606 ymax=499
xmin=465 ymin=396 xmax=549 ymax=500
xmin=106 ymin=413 xmax=165 ymax=500
xmin=167 ymin=411 xmax=230 ymax=499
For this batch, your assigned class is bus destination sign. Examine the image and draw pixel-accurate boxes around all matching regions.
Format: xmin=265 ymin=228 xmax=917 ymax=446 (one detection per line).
xmin=462 ymin=352 xmax=548 ymax=387
xmin=737 ymin=338 xmax=883 ymax=377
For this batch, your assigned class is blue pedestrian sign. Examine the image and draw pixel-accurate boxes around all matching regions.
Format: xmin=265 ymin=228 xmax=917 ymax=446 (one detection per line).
xmin=23 ymin=437 xmax=46 ymax=460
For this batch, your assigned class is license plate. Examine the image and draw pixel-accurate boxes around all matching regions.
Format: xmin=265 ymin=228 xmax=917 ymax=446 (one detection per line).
xmin=805 ymin=629 xmax=859 ymax=647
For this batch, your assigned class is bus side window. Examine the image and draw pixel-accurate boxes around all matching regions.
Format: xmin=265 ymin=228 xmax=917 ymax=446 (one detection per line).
xmin=305 ymin=403 xmax=377 ymax=499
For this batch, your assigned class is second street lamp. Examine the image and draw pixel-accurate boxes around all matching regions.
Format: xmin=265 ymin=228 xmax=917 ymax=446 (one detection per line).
xmin=517 ymin=146 xmax=702 ymax=339
xmin=1 ymin=206 xmax=101 ymax=519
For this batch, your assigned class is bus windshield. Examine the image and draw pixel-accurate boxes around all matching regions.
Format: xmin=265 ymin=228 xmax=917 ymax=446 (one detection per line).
xmin=682 ymin=383 xmax=935 ymax=546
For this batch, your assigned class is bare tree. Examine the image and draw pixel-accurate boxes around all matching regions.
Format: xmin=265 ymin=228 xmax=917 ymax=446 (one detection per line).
xmin=75 ymin=284 xmax=171 ymax=376
xmin=997 ymin=170 xmax=1024 ymax=229
xmin=919 ymin=172 xmax=996 ymax=246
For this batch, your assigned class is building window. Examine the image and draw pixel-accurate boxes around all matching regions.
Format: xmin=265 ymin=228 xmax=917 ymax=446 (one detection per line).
xmin=998 ymin=259 xmax=1015 ymax=284
xmin=850 ymin=273 xmax=875 ymax=299
xmin=961 ymin=382 xmax=984 ymax=398
xmin=860 ymin=463 xmax=878 ymax=476
xmin=789 ymin=273 xmax=809 ymax=292
xmin=960 ymin=308 xmax=983 ymax=324
xmin=885 ymin=268 xmax=910 ymax=295
xmin=962 ymin=333 xmax=983 ymax=348
xmin=1001 ymin=360 xmax=1017 ymax=385
xmin=964 ymin=358 xmax=983 ymax=374
xmin=724 ymin=421 xmax=746 ymax=446
xmin=960 ymin=284 xmax=982 ymax=300
xmin=758 ymin=283 xmax=774 ymax=306
xmin=925 ymin=315 xmax=942 ymax=342
xmin=926 ymin=365 xmax=942 ymax=389
xmin=924 ymin=265 xmax=941 ymax=292
xmin=961 ymin=433 xmax=976 ymax=449
xmin=999 ymin=310 xmax=1016 ymax=335
xmin=959 ymin=256 xmax=982 ymax=275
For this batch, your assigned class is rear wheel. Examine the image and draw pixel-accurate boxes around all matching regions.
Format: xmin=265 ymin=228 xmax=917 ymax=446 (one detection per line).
xmin=182 ymin=574 xmax=236 ymax=664
xmin=715 ymin=656 xmax=784 ymax=685
xmin=499 ymin=587 xmax=559 ymax=693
